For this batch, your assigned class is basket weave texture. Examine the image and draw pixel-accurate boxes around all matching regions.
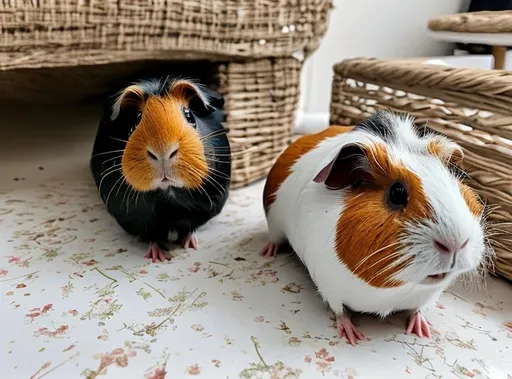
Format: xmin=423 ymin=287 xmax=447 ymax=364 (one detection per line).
xmin=330 ymin=57 xmax=512 ymax=281
xmin=428 ymin=10 xmax=512 ymax=33
xmin=0 ymin=0 xmax=332 ymax=188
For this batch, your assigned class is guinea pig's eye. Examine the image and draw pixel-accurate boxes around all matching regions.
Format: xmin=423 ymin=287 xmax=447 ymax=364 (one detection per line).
xmin=183 ymin=108 xmax=196 ymax=128
xmin=352 ymin=179 xmax=363 ymax=189
xmin=387 ymin=181 xmax=408 ymax=210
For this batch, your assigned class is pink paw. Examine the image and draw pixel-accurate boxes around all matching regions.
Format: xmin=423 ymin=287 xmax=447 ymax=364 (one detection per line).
xmin=259 ymin=241 xmax=279 ymax=258
xmin=144 ymin=242 xmax=171 ymax=263
xmin=182 ymin=232 xmax=199 ymax=250
xmin=336 ymin=314 xmax=365 ymax=346
xmin=406 ymin=311 xmax=431 ymax=338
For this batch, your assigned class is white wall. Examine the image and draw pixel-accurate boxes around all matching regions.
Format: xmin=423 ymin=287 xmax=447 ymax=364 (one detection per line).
xmin=300 ymin=0 xmax=471 ymax=114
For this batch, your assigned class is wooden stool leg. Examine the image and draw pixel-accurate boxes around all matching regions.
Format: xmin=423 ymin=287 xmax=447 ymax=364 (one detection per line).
xmin=492 ymin=46 xmax=507 ymax=70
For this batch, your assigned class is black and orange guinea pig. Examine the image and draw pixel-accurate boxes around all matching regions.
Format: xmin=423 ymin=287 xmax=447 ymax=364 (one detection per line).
xmin=90 ymin=77 xmax=231 ymax=262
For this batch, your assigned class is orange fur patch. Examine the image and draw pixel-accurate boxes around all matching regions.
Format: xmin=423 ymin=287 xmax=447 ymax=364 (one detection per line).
xmin=335 ymin=144 xmax=429 ymax=288
xmin=122 ymin=96 xmax=208 ymax=191
xmin=459 ymin=183 xmax=484 ymax=217
xmin=262 ymin=126 xmax=354 ymax=211
xmin=427 ymin=139 xmax=463 ymax=166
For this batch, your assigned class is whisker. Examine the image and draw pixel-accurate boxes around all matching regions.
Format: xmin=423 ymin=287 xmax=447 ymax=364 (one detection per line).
xmin=91 ymin=149 xmax=125 ymax=158
xmin=183 ymin=161 xmax=227 ymax=199
xmin=195 ymin=185 xmax=213 ymax=211
xmin=198 ymin=171 xmax=226 ymax=196
xmin=205 ymin=157 xmax=231 ymax=164
xmin=98 ymin=168 xmax=122 ymax=193
xmin=106 ymin=175 xmax=125 ymax=207
xmin=102 ymin=155 xmax=124 ymax=165
xmin=206 ymin=147 xmax=241 ymax=152
xmin=100 ymin=163 xmax=122 ymax=177
xmin=356 ymin=250 xmax=404 ymax=277
xmin=121 ymin=185 xmax=131 ymax=213
xmin=109 ymin=136 xmax=129 ymax=144
xmin=200 ymin=129 xmax=227 ymax=141
xmin=373 ymin=254 xmax=411 ymax=283
xmin=203 ymin=174 xmax=226 ymax=194
xmin=204 ymin=152 xmax=238 ymax=158
xmin=135 ymin=191 xmax=140 ymax=209
xmin=116 ymin=178 xmax=127 ymax=197
xmin=128 ymin=188 xmax=137 ymax=212
xmin=207 ymin=166 xmax=230 ymax=180
xmin=352 ymin=241 xmax=402 ymax=272
xmin=206 ymin=145 xmax=234 ymax=149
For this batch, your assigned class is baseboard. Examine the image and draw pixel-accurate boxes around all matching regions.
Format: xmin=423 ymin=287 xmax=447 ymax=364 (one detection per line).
xmin=295 ymin=111 xmax=330 ymax=135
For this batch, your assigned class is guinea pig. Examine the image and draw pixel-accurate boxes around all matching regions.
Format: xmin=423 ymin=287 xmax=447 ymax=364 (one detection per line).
xmin=260 ymin=111 xmax=489 ymax=345
xmin=90 ymin=77 xmax=231 ymax=262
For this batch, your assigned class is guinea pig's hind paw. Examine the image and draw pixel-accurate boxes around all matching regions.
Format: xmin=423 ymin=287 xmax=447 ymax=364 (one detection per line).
xmin=406 ymin=312 xmax=431 ymax=338
xmin=144 ymin=242 xmax=171 ymax=263
xmin=259 ymin=241 xmax=279 ymax=258
xmin=182 ymin=233 xmax=199 ymax=250
xmin=336 ymin=314 xmax=365 ymax=346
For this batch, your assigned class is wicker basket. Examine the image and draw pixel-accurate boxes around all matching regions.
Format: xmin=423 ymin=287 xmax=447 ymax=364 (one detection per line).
xmin=330 ymin=57 xmax=512 ymax=281
xmin=0 ymin=0 xmax=332 ymax=188
xmin=428 ymin=10 xmax=512 ymax=33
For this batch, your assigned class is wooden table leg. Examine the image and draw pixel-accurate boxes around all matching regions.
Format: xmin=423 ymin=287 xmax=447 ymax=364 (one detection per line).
xmin=492 ymin=46 xmax=506 ymax=70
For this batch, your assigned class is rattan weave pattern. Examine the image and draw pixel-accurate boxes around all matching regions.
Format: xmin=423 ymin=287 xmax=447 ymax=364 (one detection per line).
xmin=0 ymin=0 xmax=331 ymax=69
xmin=428 ymin=10 xmax=512 ymax=34
xmin=330 ymin=57 xmax=512 ymax=281
xmin=0 ymin=0 xmax=332 ymax=188
xmin=219 ymin=58 xmax=302 ymax=188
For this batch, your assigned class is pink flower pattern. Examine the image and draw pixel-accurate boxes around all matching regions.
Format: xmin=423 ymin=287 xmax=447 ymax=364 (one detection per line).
xmin=1 ymin=180 xmax=510 ymax=378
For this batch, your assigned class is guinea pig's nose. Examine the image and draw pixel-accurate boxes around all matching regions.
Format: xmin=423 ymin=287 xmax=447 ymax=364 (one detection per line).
xmin=434 ymin=238 xmax=469 ymax=254
xmin=146 ymin=147 xmax=178 ymax=163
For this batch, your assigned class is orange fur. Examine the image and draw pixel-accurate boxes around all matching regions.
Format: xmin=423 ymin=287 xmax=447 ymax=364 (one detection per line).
xmin=263 ymin=126 xmax=354 ymax=211
xmin=428 ymin=140 xmax=482 ymax=216
xmin=335 ymin=144 xmax=429 ymax=288
xmin=122 ymin=95 xmax=208 ymax=191
xmin=427 ymin=138 xmax=463 ymax=166
xmin=459 ymin=183 xmax=484 ymax=217
xmin=171 ymin=80 xmax=208 ymax=105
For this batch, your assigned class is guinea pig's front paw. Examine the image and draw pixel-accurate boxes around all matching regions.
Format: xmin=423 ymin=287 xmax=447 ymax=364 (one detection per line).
xmin=406 ymin=311 xmax=431 ymax=338
xmin=182 ymin=232 xmax=199 ymax=250
xmin=144 ymin=242 xmax=172 ymax=263
xmin=336 ymin=313 xmax=365 ymax=346
xmin=259 ymin=241 xmax=279 ymax=258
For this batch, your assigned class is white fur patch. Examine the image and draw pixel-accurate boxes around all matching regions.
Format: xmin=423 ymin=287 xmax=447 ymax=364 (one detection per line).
xmin=263 ymin=112 xmax=486 ymax=316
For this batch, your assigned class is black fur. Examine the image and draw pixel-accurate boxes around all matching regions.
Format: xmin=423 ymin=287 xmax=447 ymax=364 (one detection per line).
xmin=90 ymin=78 xmax=231 ymax=250
xmin=354 ymin=110 xmax=399 ymax=142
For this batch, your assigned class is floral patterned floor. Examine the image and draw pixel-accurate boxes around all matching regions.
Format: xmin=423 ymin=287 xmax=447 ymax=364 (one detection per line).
xmin=1 ymin=168 xmax=512 ymax=379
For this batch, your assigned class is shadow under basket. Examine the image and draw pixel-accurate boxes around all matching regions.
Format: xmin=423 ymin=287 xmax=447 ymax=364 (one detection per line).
xmin=0 ymin=57 xmax=301 ymax=189
xmin=330 ymin=57 xmax=512 ymax=281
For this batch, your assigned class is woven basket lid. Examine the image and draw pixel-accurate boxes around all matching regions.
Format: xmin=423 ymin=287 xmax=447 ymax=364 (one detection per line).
xmin=428 ymin=10 xmax=512 ymax=33
xmin=0 ymin=0 xmax=332 ymax=71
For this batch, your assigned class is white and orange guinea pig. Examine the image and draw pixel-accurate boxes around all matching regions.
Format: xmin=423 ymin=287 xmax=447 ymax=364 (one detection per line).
xmin=260 ymin=111 xmax=490 ymax=346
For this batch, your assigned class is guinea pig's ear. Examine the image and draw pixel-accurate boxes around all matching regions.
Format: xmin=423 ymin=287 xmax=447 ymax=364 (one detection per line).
xmin=170 ymin=79 xmax=224 ymax=117
xmin=313 ymin=144 xmax=370 ymax=190
xmin=110 ymin=85 xmax=146 ymax=122
xmin=428 ymin=136 xmax=464 ymax=167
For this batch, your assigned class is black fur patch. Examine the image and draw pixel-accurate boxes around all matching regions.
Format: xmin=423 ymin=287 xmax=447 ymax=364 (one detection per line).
xmin=354 ymin=111 xmax=398 ymax=142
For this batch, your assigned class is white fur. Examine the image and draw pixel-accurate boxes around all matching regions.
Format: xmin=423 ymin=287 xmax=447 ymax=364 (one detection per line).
xmin=264 ymin=114 xmax=485 ymax=318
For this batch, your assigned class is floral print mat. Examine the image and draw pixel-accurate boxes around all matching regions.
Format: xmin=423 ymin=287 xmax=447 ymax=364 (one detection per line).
xmin=1 ymin=178 xmax=511 ymax=379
